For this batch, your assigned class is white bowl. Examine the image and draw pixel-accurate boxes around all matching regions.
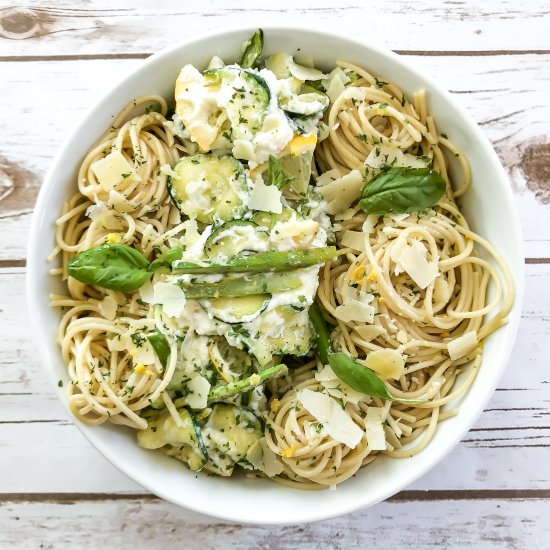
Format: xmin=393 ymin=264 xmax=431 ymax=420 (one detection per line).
xmin=27 ymin=26 xmax=524 ymax=525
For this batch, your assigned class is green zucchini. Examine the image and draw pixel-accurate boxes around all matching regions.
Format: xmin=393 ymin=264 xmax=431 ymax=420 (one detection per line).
xmin=204 ymin=220 xmax=269 ymax=260
xmin=137 ymin=407 xmax=208 ymax=471
xmin=202 ymin=293 xmax=271 ymax=324
xmin=244 ymin=306 xmax=314 ymax=365
xmin=168 ymin=154 xmax=248 ymax=223
xmin=201 ymin=404 xmax=262 ymax=475
xmin=203 ymin=67 xmax=270 ymax=140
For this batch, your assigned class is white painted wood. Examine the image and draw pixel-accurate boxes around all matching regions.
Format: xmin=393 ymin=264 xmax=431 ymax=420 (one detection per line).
xmin=1 ymin=0 xmax=549 ymax=55
xmin=1 ymin=55 xmax=549 ymax=260
xmin=1 ymin=264 xmax=549 ymax=494
xmin=0 ymin=495 xmax=548 ymax=548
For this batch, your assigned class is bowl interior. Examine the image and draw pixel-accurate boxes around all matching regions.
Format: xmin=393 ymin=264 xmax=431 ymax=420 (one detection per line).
xmin=27 ymin=27 xmax=523 ymax=524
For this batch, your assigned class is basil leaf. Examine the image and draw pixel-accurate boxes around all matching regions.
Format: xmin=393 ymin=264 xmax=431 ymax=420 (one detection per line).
xmin=310 ymin=302 xmax=422 ymax=403
xmin=68 ymin=243 xmax=150 ymax=292
xmin=149 ymin=246 xmax=183 ymax=272
xmin=268 ymin=154 xmax=294 ymax=189
xmin=358 ymin=167 xmax=446 ymax=215
xmin=240 ymin=29 xmax=264 ymax=69
xmin=328 ymin=352 xmax=423 ymax=403
xmin=147 ymin=332 xmax=171 ymax=368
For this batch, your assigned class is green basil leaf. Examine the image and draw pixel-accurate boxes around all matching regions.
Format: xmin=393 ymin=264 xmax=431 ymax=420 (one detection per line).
xmin=147 ymin=332 xmax=171 ymax=368
xmin=240 ymin=29 xmax=264 ymax=69
xmin=328 ymin=352 xmax=423 ymax=403
xmin=68 ymin=243 xmax=150 ymax=292
xmin=268 ymin=154 xmax=294 ymax=189
xmin=358 ymin=167 xmax=446 ymax=215
xmin=149 ymin=246 xmax=183 ymax=272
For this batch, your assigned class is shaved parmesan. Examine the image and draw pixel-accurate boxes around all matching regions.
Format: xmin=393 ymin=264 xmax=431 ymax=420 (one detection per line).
xmin=91 ymin=150 xmax=140 ymax=189
xmin=321 ymin=67 xmax=350 ymax=102
xmin=260 ymin=438 xmax=284 ymax=477
xmin=185 ymin=375 xmax=210 ymax=409
xmin=107 ymin=189 xmax=135 ymax=213
xmin=364 ymin=349 xmax=406 ymax=380
xmin=354 ymin=324 xmax=386 ymax=342
xmin=433 ymin=277 xmax=451 ymax=303
xmin=270 ymin=219 xmax=319 ymax=251
xmin=232 ymin=139 xmax=256 ymax=162
xmin=334 ymin=298 xmax=375 ymax=324
xmin=447 ymin=331 xmax=478 ymax=360
xmin=316 ymin=168 xmax=342 ymax=187
xmin=340 ymin=230 xmax=366 ymax=252
xmin=297 ymin=389 xmax=363 ymax=448
xmin=362 ymin=214 xmax=379 ymax=234
xmin=395 ymin=239 xmax=438 ymax=289
xmin=303 ymin=420 xmax=327 ymax=441
xmin=365 ymin=407 xmax=386 ymax=451
xmin=98 ymin=295 xmax=117 ymax=321
xmin=139 ymin=279 xmax=155 ymax=304
xmin=249 ymin=177 xmax=283 ymax=214
xmin=153 ymin=282 xmax=186 ymax=318
xmin=365 ymin=145 xmax=429 ymax=171
xmin=315 ymin=365 xmax=365 ymax=405
xmin=318 ymin=170 xmax=364 ymax=215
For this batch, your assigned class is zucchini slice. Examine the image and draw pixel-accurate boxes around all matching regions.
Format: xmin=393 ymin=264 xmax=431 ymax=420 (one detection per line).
xmin=204 ymin=67 xmax=270 ymax=140
xmin=251 ymin=207 xmax=297 ymax=229
xmin=204 ymin=220 xmax=269 ymax=259
xmin=244 ymin=306 xmax=314 ymax=365
xmin=202 ymin=293 xmax=270 ymax=324
xmin=201 ymin=404 xmax=262 ymax=475
xmin=168 ymin=154 xmax=248 ymax=223
xmin=137 ymin=407 xmax=208 ymax=471
xmin=208 ymin=337 xmax=253 ymax=383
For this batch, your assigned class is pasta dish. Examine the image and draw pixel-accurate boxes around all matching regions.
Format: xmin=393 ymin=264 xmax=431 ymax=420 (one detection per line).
xmin=50 ymin=30 xmax=513 ymax=488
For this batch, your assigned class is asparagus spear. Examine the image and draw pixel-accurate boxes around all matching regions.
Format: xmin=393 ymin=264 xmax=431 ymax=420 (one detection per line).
xmin=208 ymin=364 xmax=288 ymax=402
xmin=172 ymin=247 xmax=337 ymax=275
xmin=179 ymin=271 xmax=302 ymax=299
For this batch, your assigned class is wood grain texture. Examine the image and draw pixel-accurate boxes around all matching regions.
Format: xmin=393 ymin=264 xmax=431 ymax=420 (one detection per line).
xmin=0 ymin=54 xmax=549 ymax=260
xmin=0 ymin=495 xmax=548 ymax=548
xmin=0 ymin=1 xmax=550 ymax=55
xmin=1 ymin=265 xmax=549 ymax=494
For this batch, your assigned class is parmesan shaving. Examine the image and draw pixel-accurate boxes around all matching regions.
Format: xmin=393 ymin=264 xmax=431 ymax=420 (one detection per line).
xmin=447 ymin=331 xmax=478 ymax=360
xmin=364 ymin=349 xmax=406 ymax=380
xmin=297 ymin=389 xmax=363 ymax=448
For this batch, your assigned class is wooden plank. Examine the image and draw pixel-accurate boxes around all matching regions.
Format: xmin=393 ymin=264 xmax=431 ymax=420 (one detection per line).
xmin=0 ymin=1 xmax=549 ymax=55
xmin=0 ymin=495 xmax=547 ymax=546
xmin=0 ymin=55 xmax=549 ymax=260
xmin=1 ymin=264 xmax=549 ymax=493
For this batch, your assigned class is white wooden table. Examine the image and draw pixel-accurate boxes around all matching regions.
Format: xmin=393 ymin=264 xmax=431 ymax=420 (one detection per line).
xmin=1 ymin=1 xmax=549 ymax=547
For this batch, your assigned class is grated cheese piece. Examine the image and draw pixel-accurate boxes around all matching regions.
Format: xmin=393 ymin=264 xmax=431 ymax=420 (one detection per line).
xmin=447 ymin=331 xmax=478 ymax=360
xmin=297 ymin=389 xmax=363 ymax=448
xmin=153 ymin=282 xmax=186 ymax=318
xmin=365 ymin=145 xmax=429 ymax=171
xmin=248 ymin=176 xmax=283 ymax=214
xmin=364 ymin=349 xmax=406 ymax=380
xmin=395 ymin=239 xmax=438 ymax=289
xmin=341 ymin=230 xmax=366 ymax=252
xmin=91 ymin=150 xmax=140 ymax=189
xmin=184 ymin=375 xmax=211 ymax=409
xmin=354 ymin=324 xmax=386 ymax=342
xmin=318 ymin=169 xmax=364 ymax=215
xmin=334 ymin=299 xmax=375 ymax=324
xmin=365 ymin=407 xmax=387 ymax=451
xmin=98 ymin=295 xmax=118 ymax=321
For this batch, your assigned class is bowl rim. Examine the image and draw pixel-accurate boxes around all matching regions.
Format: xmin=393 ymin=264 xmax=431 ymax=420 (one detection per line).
xmin=26 ymin=23 xmax=524 ymax=524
